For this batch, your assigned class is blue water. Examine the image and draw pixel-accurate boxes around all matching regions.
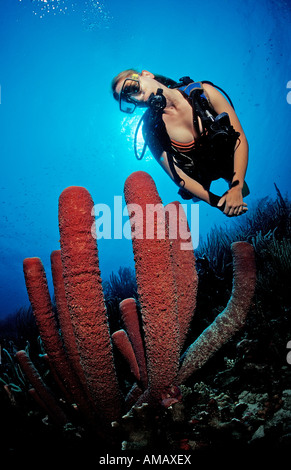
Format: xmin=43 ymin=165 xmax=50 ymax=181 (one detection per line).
xmin=0 ymin=0 xmax=290 ymax=318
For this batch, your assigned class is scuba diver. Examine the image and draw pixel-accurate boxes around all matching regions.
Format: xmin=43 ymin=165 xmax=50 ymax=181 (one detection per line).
xmin=111 ymin=69 xmax=250 ymax=217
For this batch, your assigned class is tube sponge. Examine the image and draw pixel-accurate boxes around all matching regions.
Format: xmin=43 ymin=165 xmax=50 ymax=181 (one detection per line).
xmin=58 ymin=186 xmax=122 ymax=423
xmin=165 ymin=201 xmax=198 ymax=351
xmin=119 ymin=298 xmax=148 ymax=389
xmin=177 ymin=241 xmax=256 ymax=383
xmin=124 ymin=171 xmax=180 ymax=403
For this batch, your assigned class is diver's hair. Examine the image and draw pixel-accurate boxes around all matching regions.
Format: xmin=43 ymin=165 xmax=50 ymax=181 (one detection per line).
xmin=111 ymin=70 xmax=179 ymax=101
xmin=111 ymin=69 xmax=139 ymax=101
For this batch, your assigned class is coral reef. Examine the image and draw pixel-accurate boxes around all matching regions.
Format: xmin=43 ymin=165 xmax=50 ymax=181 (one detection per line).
xmin=7 ymin=170 xmax=291 ymax=459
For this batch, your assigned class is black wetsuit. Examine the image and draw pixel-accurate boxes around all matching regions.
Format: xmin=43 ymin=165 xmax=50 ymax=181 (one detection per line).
xmin=141 ymin=89 xmax=249 ymax=201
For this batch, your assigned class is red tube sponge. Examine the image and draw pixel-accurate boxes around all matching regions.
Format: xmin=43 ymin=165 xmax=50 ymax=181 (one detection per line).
xmin=119 ymin=298 xmax=148 ymax=388
xmin=165 ymin=201 xmax=198 ymax=351
xmin=50 ymin=250 xmax=82 ymax=379
xmin=58 ymin=186 xmax=122 ymax=423
xmin=112 ymin=329 xmax=140 ymax=381
xmin=50 ymin=249 xmax=97 ymax=421
xmin=177 ymin=241 xmax=256 ymax=383
xmin=124 ymin=171 xmax=180 ymax=404
xmin=23 ymin=257 xmax=83 ymax=404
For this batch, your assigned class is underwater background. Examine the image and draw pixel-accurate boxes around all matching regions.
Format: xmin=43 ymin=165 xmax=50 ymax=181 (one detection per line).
xmin=0 ymin=1 xmax=291 ymax=461
xmin=0 ymin=0 xmax=291 ymax=318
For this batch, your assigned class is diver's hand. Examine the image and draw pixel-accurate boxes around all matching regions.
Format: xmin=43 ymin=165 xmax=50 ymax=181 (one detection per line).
xmin=217 ymin=186 xmax=248 ymax=217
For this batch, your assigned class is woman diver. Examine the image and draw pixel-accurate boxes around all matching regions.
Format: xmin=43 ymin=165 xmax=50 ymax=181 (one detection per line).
xmin=112 ymin=69 xmax=250 ymax=217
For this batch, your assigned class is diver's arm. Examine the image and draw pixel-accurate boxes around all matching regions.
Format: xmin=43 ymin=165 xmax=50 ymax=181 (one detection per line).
xmin=203 ymin=83 xmax=249 ymax=216
xmin=218 ymin=139 xmax=249 ymax=216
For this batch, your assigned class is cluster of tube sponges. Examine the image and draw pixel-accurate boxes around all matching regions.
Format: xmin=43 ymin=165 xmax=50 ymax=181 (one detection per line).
xmin=18 ymin=171 xmax=256 ymax=434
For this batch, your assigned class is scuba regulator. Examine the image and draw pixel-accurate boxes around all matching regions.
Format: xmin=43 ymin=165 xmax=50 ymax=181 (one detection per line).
xmin=147 ymin=88 xmax=167 ymax=113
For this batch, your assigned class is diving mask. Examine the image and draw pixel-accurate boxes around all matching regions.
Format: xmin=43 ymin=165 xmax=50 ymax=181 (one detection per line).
xmin=119 ymin=74 xmax=141 ymax=113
